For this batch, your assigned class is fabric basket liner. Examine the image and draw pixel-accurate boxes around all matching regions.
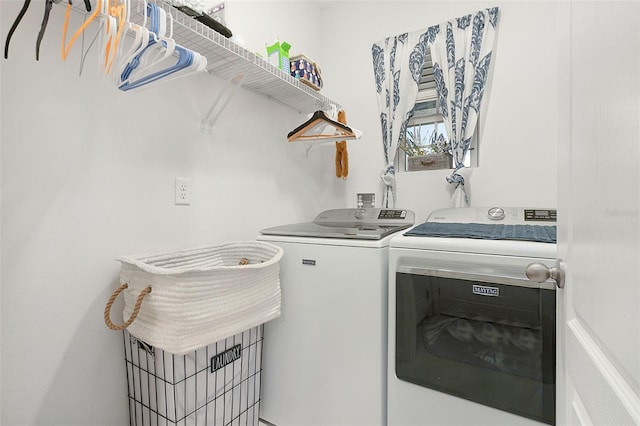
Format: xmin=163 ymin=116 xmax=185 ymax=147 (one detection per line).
xmin=116 ymin=241 xmax=283 ymax=355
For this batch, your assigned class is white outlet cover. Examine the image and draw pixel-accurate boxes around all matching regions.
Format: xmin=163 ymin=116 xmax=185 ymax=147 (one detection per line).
xmin=175 ymin=177 xmax=191 ymax=205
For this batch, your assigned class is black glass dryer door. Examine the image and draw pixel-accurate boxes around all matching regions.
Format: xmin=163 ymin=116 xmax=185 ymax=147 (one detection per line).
xmin=395 ymin=272 xmax=556 ymax=425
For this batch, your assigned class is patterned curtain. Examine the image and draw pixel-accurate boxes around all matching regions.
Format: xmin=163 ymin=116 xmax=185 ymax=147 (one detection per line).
xmin=372 ymin=32 xmax=428 ymax=208
xmin=427 ymin=7 xmax=500 ymax=207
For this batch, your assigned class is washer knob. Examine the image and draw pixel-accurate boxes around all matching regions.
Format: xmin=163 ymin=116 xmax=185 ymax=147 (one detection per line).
xmin=354 ymin=208 xmax=367 ymax=219
xmin=488 ymin=207 xmax=505 ymax=221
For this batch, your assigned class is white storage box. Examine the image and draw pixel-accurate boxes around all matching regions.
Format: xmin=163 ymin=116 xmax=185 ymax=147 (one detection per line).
xmin=105 ymin=241 xmax=283 ymax=355
xmin=124 ymin=325 xmax=263 ymax=426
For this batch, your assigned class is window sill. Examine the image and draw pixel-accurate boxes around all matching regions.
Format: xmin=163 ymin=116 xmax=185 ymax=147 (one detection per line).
xmin=407 ymin=153 xmax=453 ymax=172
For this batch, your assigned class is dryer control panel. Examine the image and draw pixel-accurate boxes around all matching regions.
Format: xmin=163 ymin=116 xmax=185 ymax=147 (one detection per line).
xmin=427 ymin=207 xmax=557 ymax=225
xmin=524 ymin=209 xmax=557 ymax=222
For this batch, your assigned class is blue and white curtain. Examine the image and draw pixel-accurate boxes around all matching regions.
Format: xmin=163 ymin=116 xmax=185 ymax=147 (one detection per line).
xmin=427 ymin=7 xmax=500 ymax=207
xmin=372 ymin=32 xmax=428 ymax=208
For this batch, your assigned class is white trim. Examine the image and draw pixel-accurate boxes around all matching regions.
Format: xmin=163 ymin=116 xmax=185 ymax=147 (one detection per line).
xmin=571 ymin=392 xmax=594 ymax=426
xmin=567 ymin=319 xmax=640 ymax=423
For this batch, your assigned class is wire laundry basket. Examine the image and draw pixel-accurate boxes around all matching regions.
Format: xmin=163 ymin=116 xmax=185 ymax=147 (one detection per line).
xmin=124 ymin=325 xmax=264 ymax=426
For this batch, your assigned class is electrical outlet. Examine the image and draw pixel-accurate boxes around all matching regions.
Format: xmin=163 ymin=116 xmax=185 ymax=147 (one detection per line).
xmin=175 ymin=177 xmax=191 ymax=205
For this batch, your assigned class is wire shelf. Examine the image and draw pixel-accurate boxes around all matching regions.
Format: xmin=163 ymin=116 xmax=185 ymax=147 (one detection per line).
xmin=131 ymin=1 xmax=340 ymax=115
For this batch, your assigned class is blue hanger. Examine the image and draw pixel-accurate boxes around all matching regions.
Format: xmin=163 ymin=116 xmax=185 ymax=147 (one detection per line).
xmin=119 ymin=2 xmax=174 ymax=80
xmin=118 ymin=44 xmax=195 ymax=91
xmin=117 ymin=1 xmax=205 ymax=91
xmin=120 ymin=34 xmax=161 ymax=81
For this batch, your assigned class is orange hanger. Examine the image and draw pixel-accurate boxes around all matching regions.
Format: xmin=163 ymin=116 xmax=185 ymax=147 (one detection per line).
xmin=104 ymin=0 xmax=127 ymax=74
xmin=61 ymin=0 xmax=102 ymax=61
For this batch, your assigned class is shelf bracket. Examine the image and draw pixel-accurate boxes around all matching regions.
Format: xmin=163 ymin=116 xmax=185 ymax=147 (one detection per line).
xmin=200 ymin=61 xmax=252 ymax=135
xmin=305 ymin=143 xmax=315 ymax=157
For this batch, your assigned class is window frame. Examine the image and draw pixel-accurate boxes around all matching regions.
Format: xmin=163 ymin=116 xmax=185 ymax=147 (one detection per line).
xmin=397 ymin=47 xmax=479 ymax=173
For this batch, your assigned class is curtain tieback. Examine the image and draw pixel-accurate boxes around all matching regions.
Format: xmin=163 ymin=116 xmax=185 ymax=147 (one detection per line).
xmin=381 ymin=164 xmax=395 ymax=186
xmin=380 ymin=164 xmax=396 ymax=208
xmin=446 ymin=172 xmax=465 ymax=187
xmin=447 ymin=171 xmax=469 ymax=206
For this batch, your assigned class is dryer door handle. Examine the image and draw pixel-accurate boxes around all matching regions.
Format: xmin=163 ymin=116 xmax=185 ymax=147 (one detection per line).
xmin=526 ymin=259 xmax=565 ymax=289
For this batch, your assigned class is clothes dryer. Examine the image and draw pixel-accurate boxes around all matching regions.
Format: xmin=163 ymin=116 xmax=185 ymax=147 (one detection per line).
xmin=388 ymin=207 xmax=558 ymax=426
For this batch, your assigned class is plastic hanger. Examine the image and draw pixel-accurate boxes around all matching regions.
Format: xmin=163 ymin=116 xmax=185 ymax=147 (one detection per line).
xmin=112 ymin=23 xmax=147 ymax=80
xmin=5 ymin=0 xmax=90 ymax=60
xmin=4 ymin=0 xmax=32 ymax=59
xmin=288 ymin=110 xmax=360 ymax=142
xmin=119 ymin=39 xmax=176 ymax=83
xmin=111 ymin=0 xmax=147 ymax=77
xmin=151 ymin=47 xmax=207 ymax=86
xmin=119 ymin=3 xmax=176 ymax=84
xmin=118 ymin=44 xmax=206 ymax=91
xmin=135 ymin=6 xmax=176 ymax=73
xmin=120 ymin=2 xmax=201 ymax=88
xmin=101 ymin=8 xmax=117 ymax=70
xmin=119 ymin=34 xmax=175 ymax=82
xmin=62 ymin=0 xmax=102 ymax=60
xmin=36 ymin=0 xmax=56 ymax=60
xmin=40 ymin=0 xmax=85 ymax=60
xmin=119 ymin=44 xmax=189 ymax=90
xmin=103 ymin=0 xmax=128 ymax=74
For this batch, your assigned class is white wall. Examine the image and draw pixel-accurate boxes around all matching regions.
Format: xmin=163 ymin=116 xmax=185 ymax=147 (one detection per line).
xmin=0 ymin=1 xmax=558 ymax=424
xmin=318 ymin=0 xmax=559 ymax=221
xmin=0 ymin=2 xmax=331 ymax=425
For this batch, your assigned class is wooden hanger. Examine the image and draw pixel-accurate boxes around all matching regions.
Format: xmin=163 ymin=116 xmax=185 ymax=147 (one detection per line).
xmin=288 ymin=110 xmax=357 ymax=142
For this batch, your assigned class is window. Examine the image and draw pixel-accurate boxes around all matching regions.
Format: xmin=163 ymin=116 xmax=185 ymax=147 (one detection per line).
xmin=397 ymin=48 xmax=476 ymax=172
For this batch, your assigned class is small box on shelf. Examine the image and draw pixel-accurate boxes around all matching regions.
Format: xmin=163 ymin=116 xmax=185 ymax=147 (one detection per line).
xmin=290 ymin=54 xmax=322 ymax=91
xmin=266 ymin=39 xmax=291 ymax=71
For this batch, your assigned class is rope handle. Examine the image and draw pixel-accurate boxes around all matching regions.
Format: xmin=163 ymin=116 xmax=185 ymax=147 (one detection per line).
xmin=104 ymin=283 xmax=152 ymax=331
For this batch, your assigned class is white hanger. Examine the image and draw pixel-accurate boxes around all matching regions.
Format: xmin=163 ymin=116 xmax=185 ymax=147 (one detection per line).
xmin=119 ymin=44 xmax=207 ymax=91
xmin=101 ymin=2 xmax=117 ymax=73
xmin=113 ymin=0 xmax=148 ymax=79
xmin=103 ymin=0 xmax=134 ymax=74
xmin=138 ymin=7 xmax=175 ymax=69
xmin=113 ymin=23 xmax=146 ymax=81
xmin=118 ymin=4 xmax=206 ymax=91
xmin=119 ymin=2 xmax=175 ymax=85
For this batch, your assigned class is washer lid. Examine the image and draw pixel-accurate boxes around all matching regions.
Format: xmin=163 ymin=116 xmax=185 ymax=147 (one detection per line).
xmin=260 ymin=208 xmax=415 ymax=240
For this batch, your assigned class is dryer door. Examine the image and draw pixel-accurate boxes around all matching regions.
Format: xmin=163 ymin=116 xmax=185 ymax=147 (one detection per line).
xmin=395 ymin=271 xmax=556 ymax=425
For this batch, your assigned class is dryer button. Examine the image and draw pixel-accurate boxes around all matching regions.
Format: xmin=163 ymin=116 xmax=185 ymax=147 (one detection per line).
xmin=488 ymin=207 xmax=506 ymax=221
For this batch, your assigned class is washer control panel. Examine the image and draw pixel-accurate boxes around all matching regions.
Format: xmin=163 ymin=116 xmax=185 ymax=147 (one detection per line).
xmin=377 ymin=209 xmax=408 ymax=219
xmin=313 ymin=208 xmax=415 ymax=227
xmin=353 ymin=208 xmax=409 ymax=221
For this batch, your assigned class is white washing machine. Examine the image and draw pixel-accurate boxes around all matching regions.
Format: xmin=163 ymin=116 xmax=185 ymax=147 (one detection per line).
xmin=257 ymin=208 xmax=415 ymax=426
xmin=387 ymin=207 xmax=559 ymax=426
